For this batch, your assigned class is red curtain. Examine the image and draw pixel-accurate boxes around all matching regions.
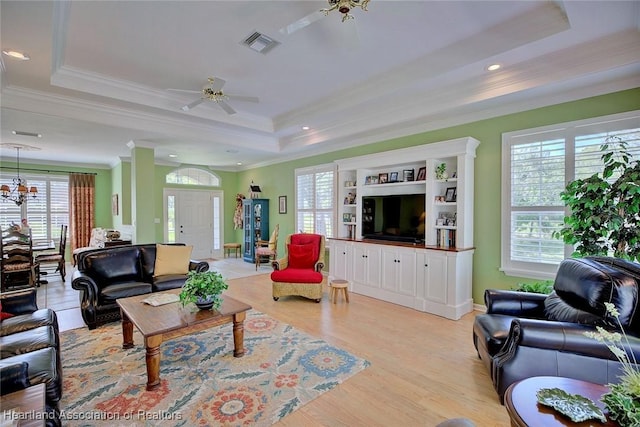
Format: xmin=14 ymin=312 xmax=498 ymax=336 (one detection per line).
xmin=69 ymin=173 xmax=95 ymax=253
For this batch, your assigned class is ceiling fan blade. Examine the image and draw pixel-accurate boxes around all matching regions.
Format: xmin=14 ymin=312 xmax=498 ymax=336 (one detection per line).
xmin=181 ymin=98 xmax=204 ymax=111
xmin=278 ymin=9 xmax=325 ymax=36
xmin=210 ymin=77 xmax=226 ymax=92
xmin=167 ymin=88 xmax=201 ymax=94
xmin=226 ymin=95 xmax=259 ymax=103
xmin=218 ymin=100 xmax=236 ymax=115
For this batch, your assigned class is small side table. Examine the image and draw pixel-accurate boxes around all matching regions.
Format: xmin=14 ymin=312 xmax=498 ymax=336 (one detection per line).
xmin=330 ymin=279 xmax=349 ymax=304
xmin=505 ymin=376 xmax=617 ymax=426
xmin=224 ymin=243 xmax=241 ymax=258
xmin=0 ymin=383 xmax=46 ymax=427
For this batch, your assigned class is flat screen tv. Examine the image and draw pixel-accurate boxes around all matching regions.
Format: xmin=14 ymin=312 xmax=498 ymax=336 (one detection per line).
xmin=362 ymin=194 xmax=425 ymax=243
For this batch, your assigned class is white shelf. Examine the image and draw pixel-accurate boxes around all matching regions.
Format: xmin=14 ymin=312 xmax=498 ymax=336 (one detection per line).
xmin=435 ymin=226 xmax=457 ymax=230
xmin=363 ymin=180 xmax=425 ymax=189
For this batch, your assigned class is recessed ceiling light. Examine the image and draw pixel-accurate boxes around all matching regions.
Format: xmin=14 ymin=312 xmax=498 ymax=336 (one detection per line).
xmin=237 ymin=162 xmax=242 ymax=166
xmin=302 ymin=126 xmax=310 ymax=130
xmin=168 ymin=154 xmax=178 ymax=158
xmin=487 ymin=64 xmax=501 ymax=71
xmin=2 ymin=49 xmax=30 ymax=60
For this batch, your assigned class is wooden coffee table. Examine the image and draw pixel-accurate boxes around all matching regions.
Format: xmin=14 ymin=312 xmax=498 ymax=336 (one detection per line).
xmin=505 ymin=376 xmax=618 ymax=426
xmin=117 ymin=289 xmax=251 ymax=391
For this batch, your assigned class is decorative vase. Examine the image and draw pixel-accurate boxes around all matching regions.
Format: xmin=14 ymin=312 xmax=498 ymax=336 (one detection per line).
xmin=194 ymin=296 xmax=215 ymax=310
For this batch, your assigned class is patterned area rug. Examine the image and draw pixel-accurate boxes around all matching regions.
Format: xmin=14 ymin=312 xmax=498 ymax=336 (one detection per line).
xmin=59 ymin=310 xmax=369 ymax=426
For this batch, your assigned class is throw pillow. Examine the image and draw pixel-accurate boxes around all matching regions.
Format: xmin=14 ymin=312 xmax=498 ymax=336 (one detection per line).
xmin=0 ymin=300 xmax=14 ymax=321
xmin=288 ymin=243 xmax=316 ymax=269
xmin=154 ymin=244 xmax=193 ymax=277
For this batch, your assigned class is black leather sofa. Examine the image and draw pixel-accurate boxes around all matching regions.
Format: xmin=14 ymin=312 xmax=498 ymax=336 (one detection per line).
xmin=71 ymin=243 xmax=209 ymax=329
xmin=473 ymin=256 xmax=640 ymax=402
xmin=0 ymin=288 xmax=62 ymax=427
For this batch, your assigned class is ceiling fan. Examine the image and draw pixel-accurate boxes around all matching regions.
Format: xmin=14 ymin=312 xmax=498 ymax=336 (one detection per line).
xmin=168 ymin=77 xmax=259 ymax=115
xmin=279 ymin=0 xmax=370 ymax=36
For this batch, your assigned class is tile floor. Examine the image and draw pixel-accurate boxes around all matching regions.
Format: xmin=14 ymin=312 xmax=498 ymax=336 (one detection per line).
xmin=36 ymin=257 xmax=271 ymax=331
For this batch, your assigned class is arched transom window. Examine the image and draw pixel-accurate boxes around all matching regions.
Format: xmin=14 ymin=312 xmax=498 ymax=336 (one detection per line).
xmin=166 ymin=167 xmax=220 ymax=186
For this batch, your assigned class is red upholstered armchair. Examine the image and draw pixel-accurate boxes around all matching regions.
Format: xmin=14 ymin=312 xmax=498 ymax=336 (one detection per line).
xmin=271 ymin=233 xmax=325 ymax=302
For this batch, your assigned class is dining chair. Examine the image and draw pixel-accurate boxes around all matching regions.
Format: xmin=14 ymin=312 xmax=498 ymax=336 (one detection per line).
xmin=1 ymin=227 xmax=37 ymax=290
xmin=34 ymin=224 xmax=67 ymax=281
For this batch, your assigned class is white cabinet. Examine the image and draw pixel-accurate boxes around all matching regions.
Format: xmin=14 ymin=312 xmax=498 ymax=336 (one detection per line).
xmin=415 ymin=248 xmax=474 ymax=320
xmin=328 ymin=239 xmax=473 ymax=320
xmin=381 ymin=246 xmax=416 ymax=296
xmin=331 ymin=239 xmax=351 ymax=281
xmin=352 ymin=243 xmax=381 ymax=291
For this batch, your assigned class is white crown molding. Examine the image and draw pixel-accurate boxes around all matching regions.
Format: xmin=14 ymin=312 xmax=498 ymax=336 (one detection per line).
xmin=50 ymin=65 xmax=275 ymax=134
xmin=1 ymin=85 xmax=280 ymax=152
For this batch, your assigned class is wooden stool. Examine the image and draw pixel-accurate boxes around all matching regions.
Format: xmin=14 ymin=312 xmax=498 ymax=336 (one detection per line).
xmin=224 ymin=243 xmax=241 ymax=258
xmin=330 ymin=279 xmax=349 ymax=304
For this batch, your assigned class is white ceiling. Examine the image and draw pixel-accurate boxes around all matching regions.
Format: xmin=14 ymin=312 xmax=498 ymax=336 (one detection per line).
xmin=1 ymin=1 xmax=639 ymax=170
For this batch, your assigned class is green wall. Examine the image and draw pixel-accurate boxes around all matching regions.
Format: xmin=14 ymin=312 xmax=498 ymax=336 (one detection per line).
xmin=239 ymin=88 xmax=640 ymax=304
xmin=9 ymin=87 xmax=639 ymax=305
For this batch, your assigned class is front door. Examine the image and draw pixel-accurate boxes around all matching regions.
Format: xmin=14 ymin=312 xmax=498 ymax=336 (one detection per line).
xmin=164 ymin=189 xmax=223 ymax=259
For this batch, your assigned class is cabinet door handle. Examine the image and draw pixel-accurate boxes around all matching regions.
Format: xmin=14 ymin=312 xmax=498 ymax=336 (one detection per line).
xmin=424 ymin=264 xmax=428 ymax=267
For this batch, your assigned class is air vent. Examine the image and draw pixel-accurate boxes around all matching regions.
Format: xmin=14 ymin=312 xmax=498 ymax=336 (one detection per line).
xmin=242 ymin=31 xmax=280 ymax=54
xmin=12 ymin=130 xmax=42 ymax=138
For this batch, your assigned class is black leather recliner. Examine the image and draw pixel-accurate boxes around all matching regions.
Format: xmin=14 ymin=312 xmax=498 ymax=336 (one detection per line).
xmin=71 ymin=243 xmax=209 ymax=329
xmin=473 ymin=256 xmax=640 ymax=402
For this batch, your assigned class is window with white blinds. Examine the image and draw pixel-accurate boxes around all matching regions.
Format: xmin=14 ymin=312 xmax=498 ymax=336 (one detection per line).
xmin=0 ymin=173 xmax=69 ymax=243
xmin=502 ymin=111 xmax=640 ymax=279
xmin=295 ymin=164 xmax=335 ymax=238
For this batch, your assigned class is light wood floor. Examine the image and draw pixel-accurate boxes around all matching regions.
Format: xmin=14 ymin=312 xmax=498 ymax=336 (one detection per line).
xmin=40 ymin=259 xmax=511 ymax=426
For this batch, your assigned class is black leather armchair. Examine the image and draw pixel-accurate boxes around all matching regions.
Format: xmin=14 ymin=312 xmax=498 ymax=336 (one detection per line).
xmin=473 ymin=256 xmax=640 ymax=402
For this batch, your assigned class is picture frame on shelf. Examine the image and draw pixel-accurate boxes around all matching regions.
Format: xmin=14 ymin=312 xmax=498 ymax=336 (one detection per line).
xmin=445 ymin=187 xmax=457 ymax=202
xmin=371 ymin=176 xmax=379 ymax=184
xmin=417 ymin=167 xmax=426 ymax=181
xmin=365 ymin=176 xmax=372 ymax=185
xmin=403 ymin=169 xmax=414 ymax=182
xmin=379 ymin=173 xmax=389 ymax=184
xmin=343 ymin=213 xmax=353 ymax=223
xmin=389 ymin=172 xmax=399 ymax=182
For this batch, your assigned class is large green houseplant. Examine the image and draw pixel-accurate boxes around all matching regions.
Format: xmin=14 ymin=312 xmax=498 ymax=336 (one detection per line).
xmin=179 ymin=270 xmax=228 ymax=310
xmin=554 ymin=137 xmax=640 ymax=262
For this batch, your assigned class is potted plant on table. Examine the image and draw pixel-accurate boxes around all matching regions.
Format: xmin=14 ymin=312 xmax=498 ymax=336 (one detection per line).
xmin=179 ymin=270 xmax=228 ymax=311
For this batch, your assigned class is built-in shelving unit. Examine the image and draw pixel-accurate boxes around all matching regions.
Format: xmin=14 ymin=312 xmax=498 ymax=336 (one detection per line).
xmin=330 ymin=137 xmax=479 ymax=320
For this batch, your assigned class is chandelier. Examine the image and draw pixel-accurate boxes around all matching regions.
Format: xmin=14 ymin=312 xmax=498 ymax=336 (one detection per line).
xmin=322 ymin=0 xmax=370 ymax=22
xmin=1 ymin=146 xmax=37 ymax=206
